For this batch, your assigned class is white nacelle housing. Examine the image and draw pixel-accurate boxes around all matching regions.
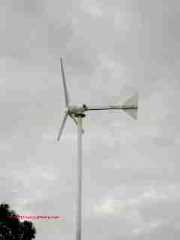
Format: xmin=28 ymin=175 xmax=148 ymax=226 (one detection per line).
xmin=68 ymin=105 xmax=87 ymax=115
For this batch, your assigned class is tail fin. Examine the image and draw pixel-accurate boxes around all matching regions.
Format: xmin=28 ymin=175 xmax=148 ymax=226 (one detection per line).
xmin=122 ymin=94 xmax=138 ymax=120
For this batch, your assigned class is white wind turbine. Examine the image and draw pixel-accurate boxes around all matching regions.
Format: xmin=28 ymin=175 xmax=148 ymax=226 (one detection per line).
xmin=57 ymin=57 xmax=138 ymax=240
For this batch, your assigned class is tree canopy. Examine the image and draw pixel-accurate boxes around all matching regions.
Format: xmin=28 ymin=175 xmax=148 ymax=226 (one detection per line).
xmin=0 ymin=203 xmax=36 ymax=240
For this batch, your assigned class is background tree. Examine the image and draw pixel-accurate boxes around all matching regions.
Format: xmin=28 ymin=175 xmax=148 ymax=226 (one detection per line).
xmin=0 ymin=203 xmax=36 ymax=240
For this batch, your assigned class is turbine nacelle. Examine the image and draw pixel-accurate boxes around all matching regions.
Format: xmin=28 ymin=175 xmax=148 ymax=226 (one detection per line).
xmin=67 ymin=105 xmax=87 ymax=117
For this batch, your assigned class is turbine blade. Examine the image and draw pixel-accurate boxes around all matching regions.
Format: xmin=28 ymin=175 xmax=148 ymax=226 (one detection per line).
xmin=70 ymin=115 xmax=85 ymax=134
xmin=57 ymin=112 xmax=68 ymax=141
xmin=60 ymin=57 xmax=69 ymax=107
xmin=71 ymin=115 xmax=78 ymax=125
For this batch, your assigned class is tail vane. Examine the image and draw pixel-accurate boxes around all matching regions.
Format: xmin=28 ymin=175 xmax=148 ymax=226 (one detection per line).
xmin=123 ymin=93 xmax=138 ymax=107
xmin=122 ymin=108 xmax=137 ymax=120
xmin=122 ymin=94 xmax=138 ymax=120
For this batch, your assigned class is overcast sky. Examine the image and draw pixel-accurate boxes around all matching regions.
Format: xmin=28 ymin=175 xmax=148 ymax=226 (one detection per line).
xmin=1 ymin=0 xmax=180 ymax=239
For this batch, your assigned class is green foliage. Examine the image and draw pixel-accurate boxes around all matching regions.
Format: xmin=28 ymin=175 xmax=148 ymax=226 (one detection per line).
xmin=0 ymin=203 xmax=36 ymax=240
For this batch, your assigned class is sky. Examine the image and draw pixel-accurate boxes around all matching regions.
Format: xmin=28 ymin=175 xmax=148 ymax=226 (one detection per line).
xmin=0 ymin=0 xmax=180 ymax=239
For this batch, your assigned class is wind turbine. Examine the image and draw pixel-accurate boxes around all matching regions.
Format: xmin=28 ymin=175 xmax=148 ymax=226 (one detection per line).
xmin=57 ymin=57 xmax=138 ymax=240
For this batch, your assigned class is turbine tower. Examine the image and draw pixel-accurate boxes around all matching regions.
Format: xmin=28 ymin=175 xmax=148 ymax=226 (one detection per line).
xmin=57 ymin=57 xmax=138 ymax=240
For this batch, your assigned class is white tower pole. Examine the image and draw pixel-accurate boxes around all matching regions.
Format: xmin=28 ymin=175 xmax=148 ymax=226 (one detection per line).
xmin=76 ymin=116 xmax=83 ymax=240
